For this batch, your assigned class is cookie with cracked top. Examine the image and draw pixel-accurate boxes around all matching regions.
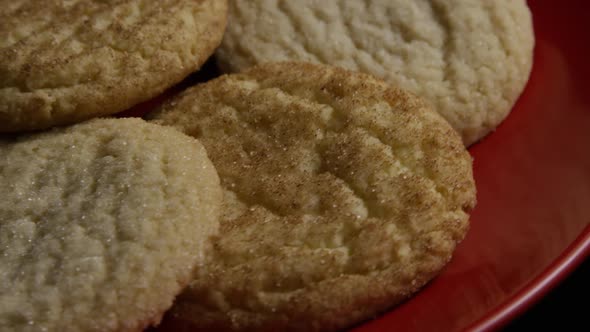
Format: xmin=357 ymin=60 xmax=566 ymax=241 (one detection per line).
xmin=148 ymin=62 xmax=477 ymax=332
xmin=0 ymin=118 xmax=222 ymax=332
xmin=215 ymin=0 xmax=534 ymax=146
xmin=0 ymin=0 xmax=227 ymax=132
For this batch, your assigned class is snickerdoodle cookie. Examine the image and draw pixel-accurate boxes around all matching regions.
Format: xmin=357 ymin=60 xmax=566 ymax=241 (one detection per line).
xmin=149 ymin=62 xmax=476 ymax=331
xmin=0 ymin=0 xmax=228 ymax=132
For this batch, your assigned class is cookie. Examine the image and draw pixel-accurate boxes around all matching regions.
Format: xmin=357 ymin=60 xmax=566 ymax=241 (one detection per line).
xmin=148 ymin=62 xmax=476 ymax=331
xmin=0 ymin=0 xmax=228 ymax=132
xmin=0 ymin=118 xmax=222 ymax=332
xmin=215 ymin=0 xmax=534 ymax=145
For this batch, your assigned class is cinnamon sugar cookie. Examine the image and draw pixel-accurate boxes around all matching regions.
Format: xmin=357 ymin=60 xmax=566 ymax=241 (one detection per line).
xmin=149 ymin=62 xmax=476 ymax=331
xmin=0 ymin=0 xmax=228 ymax=132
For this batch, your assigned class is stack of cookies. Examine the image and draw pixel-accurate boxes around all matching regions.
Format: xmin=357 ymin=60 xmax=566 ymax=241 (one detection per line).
xmin=0 ymin=1 xmax=534 ymax=331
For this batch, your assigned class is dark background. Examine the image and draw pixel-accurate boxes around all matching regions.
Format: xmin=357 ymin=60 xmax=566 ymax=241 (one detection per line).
xmin=503 ymin=258 xmax=589 ymax=331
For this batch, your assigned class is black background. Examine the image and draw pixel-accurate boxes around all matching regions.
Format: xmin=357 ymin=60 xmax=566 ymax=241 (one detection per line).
xmin=503 ymin=258 xmax=589 ymax=331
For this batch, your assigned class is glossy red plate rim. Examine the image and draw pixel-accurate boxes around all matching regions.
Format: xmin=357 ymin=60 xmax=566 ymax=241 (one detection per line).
xmin=466 ymin=225 xmax=590 ymax=331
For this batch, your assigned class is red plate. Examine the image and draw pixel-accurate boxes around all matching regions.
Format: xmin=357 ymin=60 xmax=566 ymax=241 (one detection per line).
xmin=142 ymin=1 xmax=590 ymax=330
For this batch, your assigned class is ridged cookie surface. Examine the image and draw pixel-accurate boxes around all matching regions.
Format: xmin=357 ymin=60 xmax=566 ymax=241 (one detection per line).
xmin=0 ymin=0 xmax=228 ymax=132
xmin=149 ymin=62 xmax=476 ymax=331
xmin=0 ymin=118 xmax=222 ymax=332
xmin=216 ymin=0 xmax=534 ymax=145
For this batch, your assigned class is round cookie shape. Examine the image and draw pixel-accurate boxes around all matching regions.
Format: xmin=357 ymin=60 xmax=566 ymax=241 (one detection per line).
xmin=0 ymin=118 xmax=222 ymax=332
xmin=0 ymin=0 xmax=228 ymax=132
xmin=149 ymin=62 xmax=476 ymax=331
xmin=215 ymin=0 xmax=534 ymax=146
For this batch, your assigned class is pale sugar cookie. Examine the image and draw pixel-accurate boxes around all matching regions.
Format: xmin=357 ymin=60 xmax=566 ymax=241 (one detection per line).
xmin=215 ymin=0 xmax=534 ymax=145
xmin=0 ymin=118 xmax=222 ymax=332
